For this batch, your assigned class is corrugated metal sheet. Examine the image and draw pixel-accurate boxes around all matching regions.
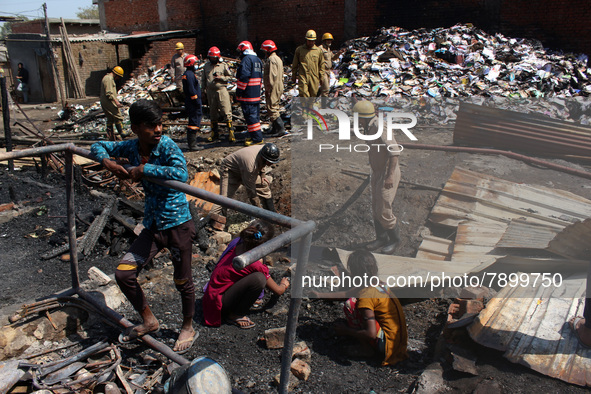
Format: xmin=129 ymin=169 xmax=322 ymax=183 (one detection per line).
xmin=450 ymin=221 xmax=506 ymax=266
xmin=496 ymin=219 xmax=560 ymax=249
xmin=468 ymin=274 xmax=591 ymax=387
xmin=415 ymin=235 xmax=453 ymax=261
xmin=186 ymin=171 xmax=220 ymax=213
xmin=430 ymin=167 xmax=591 ymax=229
xmin=454 ymin=102 xmax=591 ymax=159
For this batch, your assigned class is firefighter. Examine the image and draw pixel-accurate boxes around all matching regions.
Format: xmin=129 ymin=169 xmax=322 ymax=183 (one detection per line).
xmin=182 ymin=55 xmax=204 ymax=151
xmin=354 ymin=100 xmax=402 ymax=254
xmin=292 ymin=30 xmax=326 ymax=98
xmin=319 ymin=32 xmax=334 ymax=98
xmin=261 ymin=40 xmax=285 ymax=137
xmin=202 ymin=46 xmax=235 ymax=142
xmin=171 ymin=42 xmax=186 ymax=91
xmin=100 ymin=66 xmax=125 ymax=141
xmin=236 ymin=41 xmax=264 ymax=146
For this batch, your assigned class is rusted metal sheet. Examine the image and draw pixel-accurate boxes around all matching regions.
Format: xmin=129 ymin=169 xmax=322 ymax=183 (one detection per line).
xmin=454 ymin=102 xmax=591 ymax=159
xmin=416 ymin=235 xmax=453 ymax=261
xmin=496 ymin=219 xmax=560 ymax=250
xmin=186 ymin=171 xmax=220 ymax=214
xmin=468 ymin=274 xmax=591 ymax=387
xmin=451 ymin=221 xmax=506 ymax=266
xmin=548 ymin=218 xmax=591 ymax=260
xmin=430 ymin=167 xmax=591 ymax=229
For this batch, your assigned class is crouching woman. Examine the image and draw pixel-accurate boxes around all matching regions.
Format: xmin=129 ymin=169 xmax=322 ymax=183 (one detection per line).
xmin=317 ymin=250 xmax=408 ymax=366
xmin=202 ymin=220 xmax=290 ymax=329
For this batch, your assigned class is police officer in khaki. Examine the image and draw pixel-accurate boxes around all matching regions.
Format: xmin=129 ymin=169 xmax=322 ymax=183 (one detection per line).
xmin=292 ymin=30 xmax=326 ymax=98
xmin=354 ymin=100 xmax=402 ymax=254
xmin=202 ymin=46 xmax=235 ymax=142
xmin=171 ymin=42 xmax=187 ymax=91
xmin=261 ymin=40 xmax=285 ymax=136
xmin=319 ymin=32 xmax=334 ymax=98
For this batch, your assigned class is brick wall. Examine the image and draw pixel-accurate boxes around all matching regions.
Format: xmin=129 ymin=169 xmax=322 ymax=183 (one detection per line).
xmin=102 ymin=0 xmax=591 ymax=57
xmin=12 ymin=20 xmax=45 ymax=35
xmin=131 ymin=38 xmax=198 ymax=74
xmin=54 ymin=41 xmax=129 ymax=96
xmin=12 ymin=20 xmax=101 ymax=36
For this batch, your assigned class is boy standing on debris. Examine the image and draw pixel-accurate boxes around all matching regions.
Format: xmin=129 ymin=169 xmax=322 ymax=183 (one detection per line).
xmin=202 ymin=46 xmax=235 ymax=143
xmin=100 ymin=66 xmax=126 ymax=141
xmin=236 ymin=41 xmax=264 ymax=146
xmin=90 ymin=99 xmax=198 ymax=354
xmin=182 ymin=55 xmax=204 ymax=151
xmin=261 ymin=40 xmax=285 ymax=137
xmin=354 ymin=100 xmax=402 ymax=254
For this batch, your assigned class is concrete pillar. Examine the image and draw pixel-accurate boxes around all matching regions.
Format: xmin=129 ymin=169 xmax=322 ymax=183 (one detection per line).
xmin=95 ymin=0 xmax=107 ymax=31
xmin=344 ymin=0 xmax=357 ymax=41
xmin=236 ymin=0 xmax=248 ymax=42
xmin=158 ymin=0 xmax=169 ymax=31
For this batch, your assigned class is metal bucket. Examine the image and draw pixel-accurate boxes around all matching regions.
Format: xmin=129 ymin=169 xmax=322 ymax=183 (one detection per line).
xmin=164 ymin=356 xmax=231 ymax=394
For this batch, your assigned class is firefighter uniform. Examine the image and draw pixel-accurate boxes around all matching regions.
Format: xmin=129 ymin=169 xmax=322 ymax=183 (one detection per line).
xmin=171 ymin=52 xmax=186 ymax=91
xmin=202 ymin=61 xmax=233 ymax=124
xmin=211 ymin=145 xmax=273 ymax=216
xmin=319 ymin=43 xmax=333 ymax=97
xmin=100 ymin=72 xmax=123 ymax=140
xmin=263 ymin=51 xmax=284 ymax=122
xmin=182 ymin=67 xmax=202 ymax=149
xmin=367 ymin=117 xmax=401 ymax=231
xmin=291 ymin=44 xmax=325 ymax=97
xmin=236 ymin=50 xmax=264 ymax=144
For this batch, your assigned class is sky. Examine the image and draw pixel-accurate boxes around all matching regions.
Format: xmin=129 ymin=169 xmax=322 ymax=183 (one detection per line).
xmin=0 ymin=0 xmax=94 ymax=21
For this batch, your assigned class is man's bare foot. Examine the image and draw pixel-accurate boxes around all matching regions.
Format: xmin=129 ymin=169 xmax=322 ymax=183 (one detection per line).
xmin=173 ymin=327 xmax=197 ymax=354
xmin=571 ymin=316 xmax=591 ymax=348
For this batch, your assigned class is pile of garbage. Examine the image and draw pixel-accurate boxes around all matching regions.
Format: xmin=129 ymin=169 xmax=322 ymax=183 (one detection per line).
xmin=330 ymin=24 xmax=591 ymax=99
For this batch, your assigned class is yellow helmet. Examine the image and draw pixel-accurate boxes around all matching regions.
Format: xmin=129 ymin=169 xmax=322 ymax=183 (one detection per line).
xmin=305 ymin=30 xmax=317 ymax=40
xmin=353 ymin=100 xmax=375 ymax=119
xmin=322 ymin=32 xmax=334 ymax=41
xmin=175 ymin=42 xmax=184 ymax=50
xmin=112 ymin=66 xmax=124 ymax=77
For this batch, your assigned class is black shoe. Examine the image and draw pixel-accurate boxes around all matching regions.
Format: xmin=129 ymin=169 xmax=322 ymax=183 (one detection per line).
xmin=366 ymin=222 xmax=388 ymax=251
xmin=381 ymin=225 xmax=401 ymax=254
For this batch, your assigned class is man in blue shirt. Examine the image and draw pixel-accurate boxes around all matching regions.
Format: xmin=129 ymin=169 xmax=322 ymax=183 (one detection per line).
xmin=91 ymin=99 xmax=197 ymax=354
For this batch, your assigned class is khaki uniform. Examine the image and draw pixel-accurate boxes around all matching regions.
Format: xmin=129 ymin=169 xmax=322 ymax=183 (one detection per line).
xmin=202 ymin=61 xmax=233 ymax=123
xmin=291 ymin=44 xmax=325 ymax=97
xmin=263 ymin=52 xmax=284 ymax=122
xmin=319 ymin=43 xmax=333 ymax=97
xmin=211 ymin=145 xmax=272 ymax=215
xmin=171 ymin=53 xmax=186 ymax=91
xmin=367 ymin=117 xmax=401 ymax=230
xmin=100 ymin=73 xmax=123 ymax=126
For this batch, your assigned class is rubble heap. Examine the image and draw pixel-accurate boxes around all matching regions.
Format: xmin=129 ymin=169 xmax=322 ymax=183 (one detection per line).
xmin=331 ymin=24 xmax=591 ymax=99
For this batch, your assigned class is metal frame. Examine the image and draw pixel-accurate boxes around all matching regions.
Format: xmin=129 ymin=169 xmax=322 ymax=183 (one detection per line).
xmin=0 ymin=144 xmax=315 ymax=393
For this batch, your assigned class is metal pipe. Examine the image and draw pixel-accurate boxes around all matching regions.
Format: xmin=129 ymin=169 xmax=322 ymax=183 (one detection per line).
xmin=147 ymin=176 xmax=302 ymax=228
xmin=0 ymin=143 xmax=74 ymax=161
xmin=76 ymin=288 xmax=190 ymax=366
xmin=403 ymin=143 xmax=591 ymax=180
xmin=279 ymin=231 xmax=313 ymax=394
xmin=65 ymin=151 xmax=80 ymax=289
xmin=233 ymin=221 xmax=316 ymax=270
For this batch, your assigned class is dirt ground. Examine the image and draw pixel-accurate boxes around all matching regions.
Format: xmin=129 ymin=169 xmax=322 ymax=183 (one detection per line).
xmin=1 ymin=99 xmax=591 ymax=393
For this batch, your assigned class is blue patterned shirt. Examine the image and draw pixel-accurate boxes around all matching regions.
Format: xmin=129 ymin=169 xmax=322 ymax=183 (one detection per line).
xmin=91 ymin=136 xmax=192 ymax=231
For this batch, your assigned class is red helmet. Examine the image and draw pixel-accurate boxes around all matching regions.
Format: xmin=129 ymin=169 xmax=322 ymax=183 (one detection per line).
xmin=183 ymin=54 xmax=198 ymax=67
xmin=261 ymin=40 xmax=277 ymax=53
xmin=208 ymin=46 xmax=221 ymax=58
xmin=237 ymin=41 xmax=253 ymax=52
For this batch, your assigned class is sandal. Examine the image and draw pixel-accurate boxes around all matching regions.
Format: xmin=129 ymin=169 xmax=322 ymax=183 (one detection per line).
xmin=118 ymin=326 xmax=160 ymax=344
xmin=251 ymin=299 xmax=264 ymax=310
xmin=173 ymin=330 xmax=199 ymax=355
xmin=226 ymin=316 xmax=256 ymax=329
xmin=569 ymin=316 xmax=591 ymax=349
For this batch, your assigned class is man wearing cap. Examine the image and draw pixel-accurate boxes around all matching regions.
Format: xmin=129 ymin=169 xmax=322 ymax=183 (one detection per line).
xmin=202 ymin=46 xmax=235 ymax=143
xmin=182 ymin=55 xmax=204 ymax=151
xmin=292 ymin=30 xmax=326 ymax=98
xmin=171 ymin=42 xmax=187 ymax=91
xmin=236 ymin=41 xmax=264 ymax=146
xmin=211 ymin=143 xmax=280 ymax=218
xmin=261 ymin=40 xmax=285 ymax=137
xmin=100 ymin=66 xmax=125 ymax=141
xmin=319 ymin=33 xmax=334 ymax=98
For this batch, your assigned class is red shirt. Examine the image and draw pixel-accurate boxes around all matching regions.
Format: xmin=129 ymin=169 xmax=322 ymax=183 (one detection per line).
xmin=203 ymin=245 xmax=270 ymax=327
